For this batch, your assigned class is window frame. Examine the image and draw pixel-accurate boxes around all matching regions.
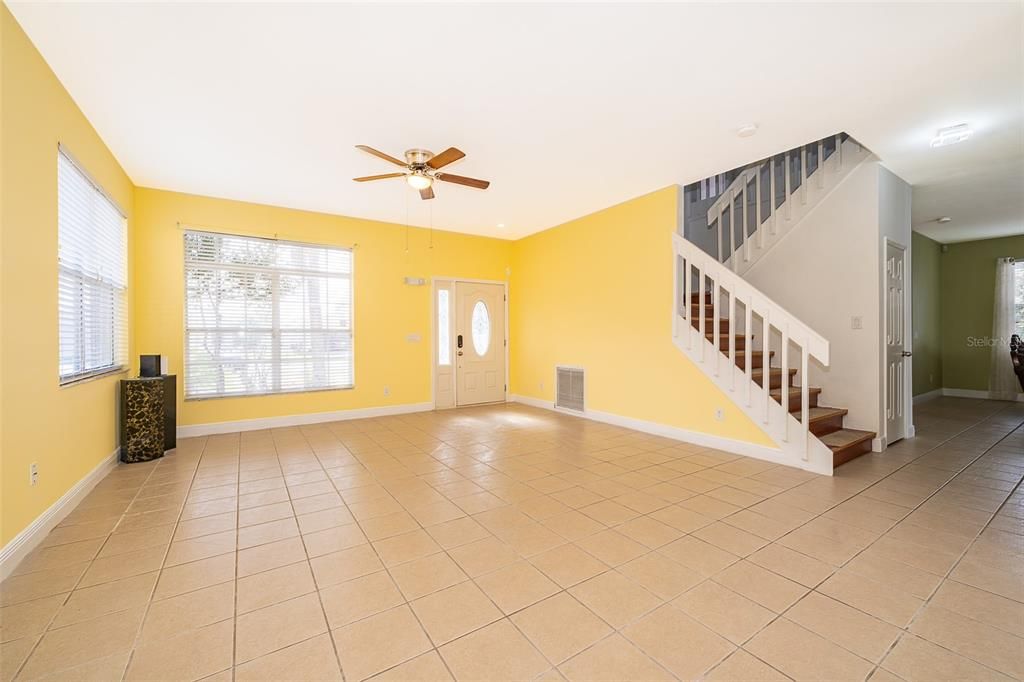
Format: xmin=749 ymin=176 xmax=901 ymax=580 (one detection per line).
xmin=57 ymin=145 xmax=129 ymax=386
xmin=182 ymin=229 xmax=355 ymax=401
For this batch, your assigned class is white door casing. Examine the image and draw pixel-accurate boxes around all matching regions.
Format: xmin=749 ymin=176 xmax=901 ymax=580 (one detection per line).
xmin=885 ymin=240 xmax=908 ymax=444
xmin=455 ymin=281 xmax=506 ymax=406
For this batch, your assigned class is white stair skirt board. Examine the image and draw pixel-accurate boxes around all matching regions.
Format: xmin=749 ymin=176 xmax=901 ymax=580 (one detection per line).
xmin=506 ymin=394 xmax=823 ymax=474
xmin=0 ymin=448 xmax=120 ymax=581
xmin=941 ymin=388 xmax=1024 ymax=402
xmin=177 ymin=401 xmax=435 ymax=438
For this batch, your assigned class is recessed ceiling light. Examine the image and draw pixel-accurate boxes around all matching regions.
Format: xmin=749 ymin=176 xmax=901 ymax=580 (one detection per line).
xmin=736 ymin=123 xmax=758 ymax=138
xmin=930 ymin=124 xmax=973 ymax=148
xmin=497 ymin=223 xmax=505 ymax=228
xmin=937 ymin=216 xmax=952 ymax=223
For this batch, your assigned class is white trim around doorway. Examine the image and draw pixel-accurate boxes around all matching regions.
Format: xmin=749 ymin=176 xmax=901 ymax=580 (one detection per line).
xmin=431 ymin=277 xmax=509 ymax=409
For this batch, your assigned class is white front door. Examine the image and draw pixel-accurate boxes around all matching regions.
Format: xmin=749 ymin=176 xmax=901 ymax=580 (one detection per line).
xmin=885 ymin=240 xmax=908 ymax=444
xmin=455 ymin=282 xmax=505 ymax=405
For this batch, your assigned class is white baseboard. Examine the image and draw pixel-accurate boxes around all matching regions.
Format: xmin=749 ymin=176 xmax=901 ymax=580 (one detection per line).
xmin=940 ymin=388 xmax=1024 ymax=402
xmin=0 ymin=448 xmax=120 ymax=581
xmin=506 ymin=394 xmax=815 ymax=472
xmin=178 ymin=401 xmax=435 ymax=438
xmin=913 ymin=389 xmax=943 ymax=404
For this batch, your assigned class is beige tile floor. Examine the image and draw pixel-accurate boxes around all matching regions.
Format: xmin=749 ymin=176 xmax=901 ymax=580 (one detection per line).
xmin=1 ymin=397 xmax=1022 ymax=681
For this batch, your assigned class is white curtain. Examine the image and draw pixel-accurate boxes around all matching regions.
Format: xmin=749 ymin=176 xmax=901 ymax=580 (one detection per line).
xmin=989 ymin=257 xmax=1019 ymax=400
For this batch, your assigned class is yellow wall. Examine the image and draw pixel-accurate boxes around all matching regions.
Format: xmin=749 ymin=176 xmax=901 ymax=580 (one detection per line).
xmin=510 ymin=187 xmax=774 ymax=447
xmin=134 ymin=188 xmax=511 ymax=427
xmin=1 ymin=5 xmax=135 ymax=545
xmin=0 ymin=5 xmax=774 ymax=549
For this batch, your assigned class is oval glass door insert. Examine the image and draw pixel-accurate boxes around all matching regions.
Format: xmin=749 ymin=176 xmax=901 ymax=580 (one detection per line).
xmin=471 ymin=301 xmax=490 ymax=356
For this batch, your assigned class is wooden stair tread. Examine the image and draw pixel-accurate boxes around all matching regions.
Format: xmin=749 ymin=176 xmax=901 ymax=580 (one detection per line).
xmin=770 ymin=386 xmax=821 ymax=399
xmin=795 ymin=406 xmax=848 ymax=423
xmin=819 ymin=428 xmax=874 ymax=449
xmin=751 ymin=366 xmax=793 ymax=377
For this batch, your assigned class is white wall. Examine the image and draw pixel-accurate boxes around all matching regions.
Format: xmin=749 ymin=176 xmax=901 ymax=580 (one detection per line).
xmin=743 ymin=161 xmax=883 ymax=435
xmin=877 ymin=165 xmax=914 ymax=441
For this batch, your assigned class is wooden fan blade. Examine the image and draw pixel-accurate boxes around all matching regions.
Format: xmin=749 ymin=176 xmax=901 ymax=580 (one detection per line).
xmin=419 ymin=186 xmax=435 ymax=200
xmin=353 ymin=173 xmax=405 ymax=182
xmin=436 ymin=173 xmax=490 ymax=189
xmin=355 ymin=145 xmax=407 ymax=167
xmin=427 ymin=147 xmax=466 ymax=169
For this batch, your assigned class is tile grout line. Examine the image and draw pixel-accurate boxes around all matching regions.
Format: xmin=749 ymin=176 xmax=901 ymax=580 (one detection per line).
xmin=5 ymin=401 xmax=1020 ymax=681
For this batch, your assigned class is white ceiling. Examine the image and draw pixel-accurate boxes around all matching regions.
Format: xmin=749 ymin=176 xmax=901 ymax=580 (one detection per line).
xmin=10 ymin=1 xmax=1023 ymax=240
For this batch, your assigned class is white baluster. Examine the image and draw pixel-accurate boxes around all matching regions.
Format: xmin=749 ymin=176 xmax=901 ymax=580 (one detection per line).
xmin=698 ymin=265 xmax=705 ymax=363
xmin=743 ymin=182 xmax=751 ymax=264
xmin=730 ymin=191 xmax=737 ymax=271
xmin=728 ymin=290 xmax=735 ymax=391
xmin=745 ymin=299 xmax=753 ymax=406
xmin=817 ymin=140 xmax=825 ymax=189
xmin=686 ymin=261 xmax=694 ymax=351
xmin=784 ymin=152 xmax=792 ymax=220
xmin=717 ymin=207 xmax=723 ymax=263
xmin=769 ymin=157 xmax=777 ymax=235
xmin=756 ymin=168 xmax=763 ymax=249
xmin=781 ymin=325 xmax=789 ymax=442
xmin=801 ymin=346 xmax=809 ymax=461
xmin=762 ymin=310 xmax=770 ymax=424
xmin=800 ymin=147 xmax=808 ymax=205
xmin=713 ymin=279 xmax=720 ymax=377
xmin=836 ymin=134 xmax=843 ymax=171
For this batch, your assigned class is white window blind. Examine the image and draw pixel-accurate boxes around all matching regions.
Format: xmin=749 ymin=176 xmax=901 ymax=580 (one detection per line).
xmin=184 ymin=230 xmax=353 ymax=399
xmin=58 ymin=147 xmax=128 ymax=384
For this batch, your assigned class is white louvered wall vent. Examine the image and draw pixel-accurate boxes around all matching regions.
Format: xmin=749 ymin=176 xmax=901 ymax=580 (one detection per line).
xmin=555 ymin=366 xmax=585 ymax=413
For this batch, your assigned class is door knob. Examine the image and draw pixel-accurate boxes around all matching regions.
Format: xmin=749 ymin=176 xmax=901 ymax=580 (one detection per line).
xmin=457 ymin=351 xmax=463 ymax=356
xmin=901 ymin=351 xmax=912 ymax=357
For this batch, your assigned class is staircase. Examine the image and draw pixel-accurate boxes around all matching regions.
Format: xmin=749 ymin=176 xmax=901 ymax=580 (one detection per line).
xmin=706 ymin=134 xmax=871 ymax=275
xmin=687 ymin=290 xmax=874 ymax=468
xmin=673 ymin=133 xmax=877 ymax=473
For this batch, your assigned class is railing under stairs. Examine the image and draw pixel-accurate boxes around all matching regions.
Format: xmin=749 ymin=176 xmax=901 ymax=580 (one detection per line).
xmin=703 ymin=134 xmax=869 ymax=276
xmin=672 ymin=233 xmax=835 ymax=474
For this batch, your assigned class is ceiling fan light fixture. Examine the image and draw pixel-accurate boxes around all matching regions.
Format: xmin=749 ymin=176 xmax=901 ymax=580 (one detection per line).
xmin=406 ymin=172 xmax=433 ymax=190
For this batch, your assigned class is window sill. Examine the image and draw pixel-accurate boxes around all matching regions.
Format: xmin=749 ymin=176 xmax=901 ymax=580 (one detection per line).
xmin=185 ymin=384 xmax=355 ymax=401
xmin=59 ymin=365 xmax=129 ymax=388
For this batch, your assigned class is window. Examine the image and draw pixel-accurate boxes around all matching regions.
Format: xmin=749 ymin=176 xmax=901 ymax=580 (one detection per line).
xmin=1015 ymin=261 xmax=1024 ymax=336
xmin=471 ymin=300 xmax=490 ymax=356
xmin=437 ymin=289 xmax=451 ymax=365
xmin=184 ymin=230 xmax=353 ymax=399
xmin=57 ymin=147 xmax=128 ymax=384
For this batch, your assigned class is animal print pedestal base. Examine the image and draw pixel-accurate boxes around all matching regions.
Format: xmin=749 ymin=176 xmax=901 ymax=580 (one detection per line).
xmin=120 ymin=377 xmax=166 ymax=463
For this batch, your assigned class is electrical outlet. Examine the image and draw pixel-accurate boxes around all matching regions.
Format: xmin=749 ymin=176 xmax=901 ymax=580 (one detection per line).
xmin=715 ymin=408 xmax=725 ymax=422
xmin=383 ymin=386 xmax=391 ymax=397
xmin=851 ymin=316 xmax=863 ymax=330
xmin=929 ymin=373 xmax=934 ymax=384
xmin=30 ymin=463 xmax=38 ymax=486
xmin=539 ymin=381 xmax=544 ymax=391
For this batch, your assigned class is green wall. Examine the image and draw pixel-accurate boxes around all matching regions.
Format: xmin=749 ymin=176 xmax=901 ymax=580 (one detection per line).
xmin=912 ymin=232 xmax=943 ymax=396
xmin=940 ymin=234 xmax=1024 ymax=392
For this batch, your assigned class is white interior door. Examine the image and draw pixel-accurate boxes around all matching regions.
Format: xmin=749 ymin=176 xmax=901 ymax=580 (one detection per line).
xmin=455 ymin=282 xmax=505 ymax=406
xmin=885 ymin=241 xmax=908 ymax=444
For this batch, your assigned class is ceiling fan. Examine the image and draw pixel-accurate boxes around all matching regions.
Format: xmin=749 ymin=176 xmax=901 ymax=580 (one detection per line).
xmin=353 ymin=145 xmax=490 ymax=200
